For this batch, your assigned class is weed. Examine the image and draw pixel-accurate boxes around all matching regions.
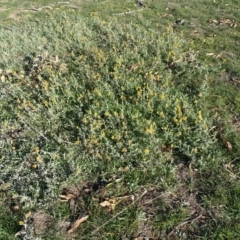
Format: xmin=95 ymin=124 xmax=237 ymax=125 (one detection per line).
xmin=0 ymin=0 xmax=240 ymax=239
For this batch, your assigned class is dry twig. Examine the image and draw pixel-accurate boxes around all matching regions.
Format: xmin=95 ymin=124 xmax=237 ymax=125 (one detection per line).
xmin=27 ymin=6 xmax=53 ymax=12
xmin=167 ymin=214 xmax=203 ymax=238
xmin=112 ymin=9 xmax=143 ymax=16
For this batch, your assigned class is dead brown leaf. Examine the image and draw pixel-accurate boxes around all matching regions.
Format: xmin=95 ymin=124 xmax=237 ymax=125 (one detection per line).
xmin=206 ymin=53 xmax=222 ymax=59
xmin=100 ymin=200 xmax=111 ymax=207
xmin=206 ymin=53 xmax=215 ymax=56
xmin=25 ymin=211 xmax=32 ymax=219
xmin=100 ymin=196 xmax=132 ymax=212
xmin=222 ymin=137 xmax=232 ymax=151
xmin=162 ymin=13 xmax=169 ymax=18
xmin=130 ymin=64 xmax=139 ymax=71
xmin=67 ymin=215 xmax=89 ymax=234
xmin=225 ymin=163 xmax=234 ymax=171
xmin=210 ymin=18 xmax=237 ymax=28
xmin=100 ymin=199 xmax=117 ymax=212
xmin=219 ymin=18 xmax=237 ymax=27
xmin=210 ymin=19 xmax=219 ymax=24
xmin=191 ymin=30 xmax=200 ymax=36
xmin=59 ymin=193 xmax=75 ymax=201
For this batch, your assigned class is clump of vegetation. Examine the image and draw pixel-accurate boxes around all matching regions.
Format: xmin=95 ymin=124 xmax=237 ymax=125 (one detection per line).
xmin=0 ymin=8 xmax=239 ymax=239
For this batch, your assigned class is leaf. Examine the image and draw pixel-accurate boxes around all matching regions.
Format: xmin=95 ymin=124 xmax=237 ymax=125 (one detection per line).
xmin=206 ymin=53 xmax=215 ymax=56
xmin=128 ymin=64 xmax=139 ymax=72
xmin=162 ymin=13 xmax=169 ymax=18
xmin=59 ymin=193 xmax=75 ymax=201
xmin=25 ymin=211 xmax=32 ymax=219
xmin=100 ymin=199 xmax=117 ymax=212
xmin=83 ymin=188 xmax=92 ymax=193
xmin=100 ymin=196 xmax=131 ymax=212
xmin=222 ymin=137 xmax=232 ymax=151
xmin=206 ymin=53 xmax=222 ymax=59
xmin=226 ymin=141 xmax=232 ymax=151
xmin=219 ymin=18 xmax=234 ymax=25
xmin=110 ymin=203 xmax=116 ymax=211
xmin=211 ymin=19 xmax=219 ymax=24
xmin=100 ymin=200 xmax=111 ymax=207
xmin=191 ymin=30 xmax=201 ymax=36
xmin=1 ymin=75 xmax=5 ymax=82
xmin=225 ymin=163 xmax=234 ymax=171
xmin=67 ymin=215 xmax=89 ymax=234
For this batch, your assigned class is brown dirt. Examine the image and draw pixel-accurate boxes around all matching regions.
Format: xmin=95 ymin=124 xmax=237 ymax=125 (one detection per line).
xmin=32 ymin=211 xmax=54 ymax=235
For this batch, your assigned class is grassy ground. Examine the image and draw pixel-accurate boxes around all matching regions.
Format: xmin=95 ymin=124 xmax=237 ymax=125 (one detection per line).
xmin=0 ymin=0 xmax=240 ymax=239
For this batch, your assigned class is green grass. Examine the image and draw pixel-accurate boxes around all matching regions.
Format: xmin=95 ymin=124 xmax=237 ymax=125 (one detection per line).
xmin=0 ymin=0 xmax=240 ymax=239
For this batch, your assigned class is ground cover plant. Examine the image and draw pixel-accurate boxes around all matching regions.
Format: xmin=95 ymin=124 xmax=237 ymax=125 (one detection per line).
xmin=0 ymin=0 xmax=240 ymax=239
